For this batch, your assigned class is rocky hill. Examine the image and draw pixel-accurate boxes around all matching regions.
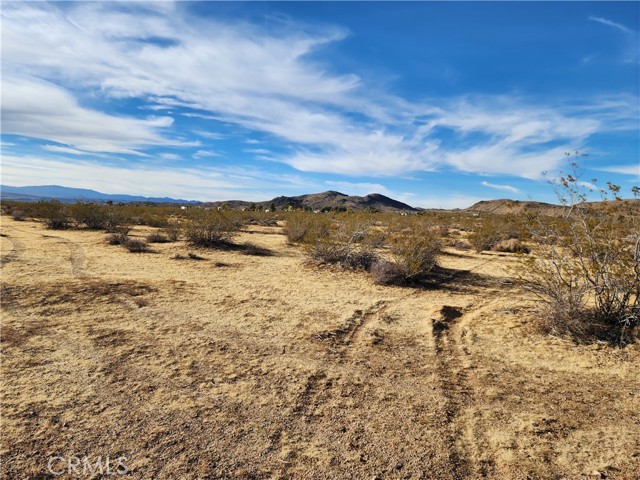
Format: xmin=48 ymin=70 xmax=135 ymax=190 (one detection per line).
xmin=208 ymin=190 xmax=417 ymax=212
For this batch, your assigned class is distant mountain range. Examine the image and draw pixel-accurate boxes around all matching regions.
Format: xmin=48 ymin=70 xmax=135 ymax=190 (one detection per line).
xmin=2 ymin=185 xmax=637 ymax=214
xmin=0 ymin=185 xmax=200 ymax=204
xmin=0 ymin=185 xmax=418 ymax=211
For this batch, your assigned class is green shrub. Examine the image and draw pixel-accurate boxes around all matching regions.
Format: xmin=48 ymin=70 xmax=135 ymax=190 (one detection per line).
xmin=284 ymin=213 xmax=331 ymax=244
xmin=185 ymin=213 xmax=239 ymax=248
xmin=69 ymin=202 xmax=106 ymax=229
xmin=35 ymin=201 xmax=71 ymax=229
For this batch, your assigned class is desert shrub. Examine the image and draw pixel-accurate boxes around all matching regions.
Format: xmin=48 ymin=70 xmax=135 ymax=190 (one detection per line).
xmin=162 ymin=221 xmax=181 ymax=241
xmin=307 ymin=242 xmax=378 ymax=270
xmin=370 ymin=259 xmax=407 ymax=286
xmin=35 ymin=201 xmax=71 ymax=229
xmin=107 ymin=232 xmax=129 ymax=245
xmin=103 ymin=208 xmax=132 ymax=234
xmin=185 ymin=212 xmax=239 ymax=248
xmin=284 ymin=213 xmax=331 ymax=244
xmin=147 ymin=232 xmax=170 ymax=243
xmin=11 ymin=210 xmax=26 ymax=221
xmin=124 ymin=238 xmax=149 ymax=253
xmin=492 ymin=238 xmax=530 ymax=254
xmin=519 ymin=157 xmax=639 ymax=344
xmin=468 ymin=220 xmax=504 ymax=253
xmin=69 ymin=202 xmax=106 ymax=229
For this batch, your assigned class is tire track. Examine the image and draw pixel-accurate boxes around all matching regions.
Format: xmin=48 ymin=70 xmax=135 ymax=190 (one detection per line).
xmin=430 ymin=295 xmax=511 ymax=479
xmin=313 ymin=300 xmax=388 ymax=357
xmin=0 ymin=235 xmax=26 ymax=266
xmin=431 ymin=304 xmax=472 ymax=479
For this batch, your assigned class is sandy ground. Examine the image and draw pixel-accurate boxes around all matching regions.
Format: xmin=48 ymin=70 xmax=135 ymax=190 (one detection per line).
xmin=1 ymin=216 xmax=639 ymax=479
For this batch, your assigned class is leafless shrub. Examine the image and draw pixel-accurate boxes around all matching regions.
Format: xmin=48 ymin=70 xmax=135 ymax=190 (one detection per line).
xmin=370 ymin=259 xmax=406 ymax=285
xmin=107 ymin=232 xmax=129 ymax=245
xmin=103 ymin=208 xmax=132 ymax=234
xmin=124 ymin=238 xmax=149 ymax=253
xmin=307 ymin=242 xmax=378 ymax=270
xmin=147 ymin=232 xmax=170 ymax=243
xmin=172 ymin=252 xmax=206 ymax=260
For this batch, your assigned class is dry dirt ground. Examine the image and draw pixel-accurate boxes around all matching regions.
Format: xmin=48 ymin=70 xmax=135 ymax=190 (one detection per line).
xmin=1 ymin=216 xmax=639 ymax=479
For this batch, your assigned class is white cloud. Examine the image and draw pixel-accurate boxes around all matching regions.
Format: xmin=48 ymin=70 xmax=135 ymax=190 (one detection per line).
xmin=481 ymin=181 xmax=520 ymax=194
xmin=324 ymin=181 xmax=393 ymax=197
xmin=2 ymin=75 xmax=184 ymax=155
xmin=589 ymin=16 xmax=634 ymax=35
xmin=1 ymin=2 xmax=636 ymax=181
xmin=42 ymin=145 xmax=89 ymax=155
xmin=159 ymin=153 xmax=181 ymax=161
xmin=596 ymin=164 xmax=640 ymax=177
xmin=244 ymin=148 xmax=272 ymax=155
xmin=193 ymin=150 xmax=220 ymax=159
xmin=588 ymin=16 xmax=639 ymax=63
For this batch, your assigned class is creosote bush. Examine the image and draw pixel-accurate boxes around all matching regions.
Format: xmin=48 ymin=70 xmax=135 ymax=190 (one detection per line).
xmin=184 ymin=212 xmax=239 ymax=248
xmin=372 ymin=230 xmax=442 ymax=285
xmin=35 ymin=201 xmax=71 ymax=230
xmin=519 ymin=157 xmax=639 ymax=344
xmin=284 ymin=213 xmax=331 ymax=244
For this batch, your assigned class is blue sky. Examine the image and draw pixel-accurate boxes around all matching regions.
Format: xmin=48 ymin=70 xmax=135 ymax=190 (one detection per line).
xmin=1 ymin=1 xmax=638 ymax=208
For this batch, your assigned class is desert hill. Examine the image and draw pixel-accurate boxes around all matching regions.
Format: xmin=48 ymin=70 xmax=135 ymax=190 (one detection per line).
xmin=207 ymin=190 xmax=418 ymax=212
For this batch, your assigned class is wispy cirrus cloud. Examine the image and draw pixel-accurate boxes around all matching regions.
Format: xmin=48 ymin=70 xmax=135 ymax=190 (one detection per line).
xmin=481 ymin=181 xmax=520 ymax=194
xmin=589 ymin=16 xmax=633 ymax=35
xmin=1 ymin=1 xmax=637 ymax=186
xmin=588 ymin=16 xmax=639 ymax=63
xmin=2 ymin=75 xmax=186 ymax=155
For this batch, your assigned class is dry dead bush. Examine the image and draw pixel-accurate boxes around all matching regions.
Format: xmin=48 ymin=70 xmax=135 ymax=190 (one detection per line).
xmin=107 ymin=232 xmax=128 ymax=245
xmin=519 ymin=158 xmax=639 ymax=344
xmin=307 ymin=242 xmax=378 ymax=270
xmin=147 ymin=232 xmax=170 ymax=243
xmin=124 ymin=238 xmax=149 ymax=253
xmin=493 ymin=238 xmax=530 ymax=254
